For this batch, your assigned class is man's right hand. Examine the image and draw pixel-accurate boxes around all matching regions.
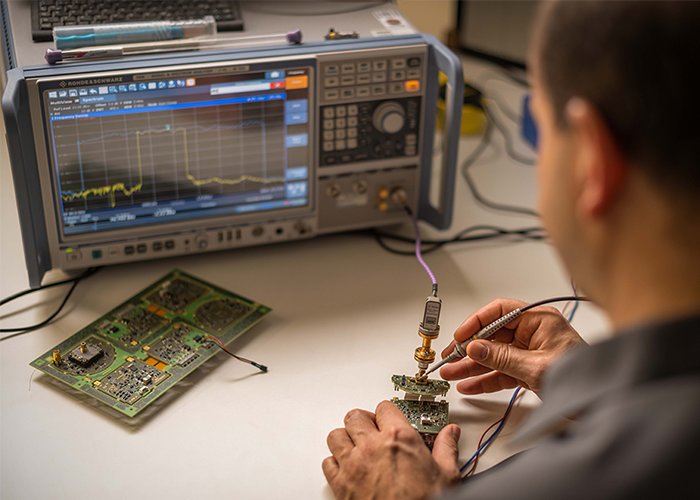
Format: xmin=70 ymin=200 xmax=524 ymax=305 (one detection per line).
xmin=439 ymin=298 xmax=587 ymax=398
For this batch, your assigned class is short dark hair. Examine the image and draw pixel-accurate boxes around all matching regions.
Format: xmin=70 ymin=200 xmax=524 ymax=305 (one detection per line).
xmin=535 ymin=1 xmax=700 ymax=199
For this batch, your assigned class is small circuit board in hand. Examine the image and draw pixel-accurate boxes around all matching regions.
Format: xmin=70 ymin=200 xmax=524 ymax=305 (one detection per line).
xmin=29 ymin=269 xmax=271 ymax=417
xmin=392 ymin=374 xmax=450 ymax=396
xmin=391 ymin=375 xmax=450 ymax=449
xmin=392 ymin=399 xmax=450 ymax=449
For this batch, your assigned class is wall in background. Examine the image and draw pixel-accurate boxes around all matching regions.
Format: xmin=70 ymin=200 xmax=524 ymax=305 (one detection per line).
xmin=458 ymin=1 xmax=540 ymax=64
xmin=395 ymin=0 xmax=456 ymax=43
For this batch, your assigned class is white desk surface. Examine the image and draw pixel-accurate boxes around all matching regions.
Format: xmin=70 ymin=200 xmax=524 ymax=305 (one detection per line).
xmin=0 ymin=57 xmax=611 ymax=500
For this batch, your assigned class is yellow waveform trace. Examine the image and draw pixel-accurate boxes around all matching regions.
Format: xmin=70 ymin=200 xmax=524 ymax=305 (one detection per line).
xmin=61 ymin=125 xmax=284 ymax=208
xmin=178 ymin=127 xmax=284 ymax=187
xmin=60 ymin=180 xmax=144 ymax=208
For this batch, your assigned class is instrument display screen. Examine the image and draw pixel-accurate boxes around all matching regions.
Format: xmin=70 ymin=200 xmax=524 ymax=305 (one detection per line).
xmin=41 ymin=65 xmax=312 ymax=236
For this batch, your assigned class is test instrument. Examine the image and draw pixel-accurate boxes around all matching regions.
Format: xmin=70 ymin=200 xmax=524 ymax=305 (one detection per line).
xmin=3 ymin=32 xmax=463 ymax=288
xmin=414 ymin=291 xmax=441 ymax=382
xmin=390 ymin=289 xmax=449 ymax=448
xmin=388 ymin=199 xmax=451 ymax=447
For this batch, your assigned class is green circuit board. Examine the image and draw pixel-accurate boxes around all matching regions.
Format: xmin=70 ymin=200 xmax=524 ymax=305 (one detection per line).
xmin=392 ymin=375 xmax=450 ymax=396
xmin=30 ymin=269 xmax=271 ymax=417
xmin=392 ymin=398 xmax=450 ymax=449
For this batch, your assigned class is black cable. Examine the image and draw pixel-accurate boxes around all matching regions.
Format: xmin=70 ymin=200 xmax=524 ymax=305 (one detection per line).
xmin=377 ymin=225 xmax=545 ymax=246
xmin=494 ymin=68 xmax=530 ymax=88
xmin=478 ymin=72 xmax=530 ymax=90
xmin=0 ymin=267 xmax=100 ymax=306
xmin=484 ymin=92 xmax=520 ymax=124
xmin=461 ymin=118 xmax=540 ymax=217
xmin=521 ymin=296 xmax=591 ymax=313
xmin=374 ymin=225 xmax=546 ymax=256
xmin=0 ymin=267 xmax=101 ymax=335
xmin=483 ymin=105 xmax=537 ymax=166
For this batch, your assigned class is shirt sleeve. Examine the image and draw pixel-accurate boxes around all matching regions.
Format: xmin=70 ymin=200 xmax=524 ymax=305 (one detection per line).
xmin=440 ymin=381 xmax=700 ymax=500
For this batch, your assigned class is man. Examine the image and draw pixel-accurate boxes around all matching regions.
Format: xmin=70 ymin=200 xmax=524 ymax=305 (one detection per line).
xmin=322 ymin=1 xmax=700 ymax=498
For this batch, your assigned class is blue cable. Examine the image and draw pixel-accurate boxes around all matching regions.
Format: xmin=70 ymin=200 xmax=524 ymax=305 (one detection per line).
xmin=567 ymin=280 xmax=579 ymax=322
xmin=460 ymin=386 xmax=522 ymax=476
xmin=459 ymin=284 xmax=578 ymax=478
xmin=567 ymin=300 xmax=579 ymax=322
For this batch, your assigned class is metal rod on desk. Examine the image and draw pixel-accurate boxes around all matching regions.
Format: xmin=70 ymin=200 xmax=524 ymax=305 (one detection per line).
xmin=46 ymin=29 xmax=303 ymax=64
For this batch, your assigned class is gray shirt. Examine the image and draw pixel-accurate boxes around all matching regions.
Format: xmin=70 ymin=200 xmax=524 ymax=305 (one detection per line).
xmin=443 ymin=313 xmax=700 ymax=499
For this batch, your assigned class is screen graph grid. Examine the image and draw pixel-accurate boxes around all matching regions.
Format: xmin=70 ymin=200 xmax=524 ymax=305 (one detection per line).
xmin=53 ymin=99 xmax=287 ymax=214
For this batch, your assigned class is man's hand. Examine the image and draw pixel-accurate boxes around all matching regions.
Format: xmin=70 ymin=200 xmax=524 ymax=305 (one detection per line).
xmin=323 ymin=401 xmax=461 ymax=500
xmin=440 ymin=298 xmax=586 ymax=397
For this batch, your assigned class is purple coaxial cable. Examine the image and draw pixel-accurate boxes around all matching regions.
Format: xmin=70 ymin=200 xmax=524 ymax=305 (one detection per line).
xmin=408 ymin=213 xmax=437 ymax=290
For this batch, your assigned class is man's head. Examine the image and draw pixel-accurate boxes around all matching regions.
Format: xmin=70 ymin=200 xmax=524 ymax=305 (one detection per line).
xmin=528 ymin=1 xmax=700 ymax=318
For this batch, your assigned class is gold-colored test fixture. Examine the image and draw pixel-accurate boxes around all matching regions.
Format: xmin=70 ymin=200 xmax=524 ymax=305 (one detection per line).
xmin=388 ymin=188 xmax=443 ymax=383
xmin=414 ymin=294 xmax=442 ymax=383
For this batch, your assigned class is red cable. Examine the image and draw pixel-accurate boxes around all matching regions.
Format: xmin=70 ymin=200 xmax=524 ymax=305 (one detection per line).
xmin=203 ymin=336 xmax=268 ymax=372
xmin=466 ymin=387 xmax=522 ymax=477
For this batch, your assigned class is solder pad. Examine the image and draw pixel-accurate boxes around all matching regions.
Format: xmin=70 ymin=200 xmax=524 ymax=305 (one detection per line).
xmin=392 ymin=375 xmax=450 ymax=396
xmin=30 ymin=269 xmax=271 ymax=417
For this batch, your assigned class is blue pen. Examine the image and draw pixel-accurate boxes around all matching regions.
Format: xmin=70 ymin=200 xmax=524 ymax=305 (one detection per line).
xmin=53 ymin=17 xmax=217 ymax=50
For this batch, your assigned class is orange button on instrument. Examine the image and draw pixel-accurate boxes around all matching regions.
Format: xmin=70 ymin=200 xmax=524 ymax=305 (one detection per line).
xmin=405 ymin=80 xmax=420 ymax=92
xmin=286 ymin=75 xmax=308 ymax=89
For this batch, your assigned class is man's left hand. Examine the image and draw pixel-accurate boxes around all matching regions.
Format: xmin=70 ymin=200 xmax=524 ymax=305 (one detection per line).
xmin=323 ymin=400 xmax=462 ymax=500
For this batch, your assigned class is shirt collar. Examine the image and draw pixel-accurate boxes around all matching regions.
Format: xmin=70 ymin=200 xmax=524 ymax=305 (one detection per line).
xmin=511 ymin=312 xmax=700 ymax=444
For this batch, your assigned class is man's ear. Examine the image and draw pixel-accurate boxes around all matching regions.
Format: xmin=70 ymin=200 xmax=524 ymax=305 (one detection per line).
xmin=566 ymin=98 xmax=627 ymax=218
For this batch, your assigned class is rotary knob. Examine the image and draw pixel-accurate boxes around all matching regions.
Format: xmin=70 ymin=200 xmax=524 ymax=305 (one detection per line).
xmin=373 ymin=102 xmax=406 ymax=134
xmin=196 ymin=235 xmax=209 ymax=249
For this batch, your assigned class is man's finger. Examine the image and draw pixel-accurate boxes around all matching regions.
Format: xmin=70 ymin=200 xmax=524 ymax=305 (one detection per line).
xmin=344 ymin=408 xmax=378 ymax=444
xmin=439 ymin=356 xmax=493 ymax=381
xmin=327 ymin=427 xmax=354 ymax=462
xmin=432 ymin=424 xmax=461 ymax=482
xmin=455 ymin=371 xmax=519 ymax=395
xmin=322 ymin=456 xmax=340 ymax=484
xmin=441 ymin=339 xmax=458 ymax=360
xmin=375 ymin=400 xmax=413 ymax=431
xmin=441 ymin=327 xmax=517 ymax=362
xmin=453 ymin=299 xmax=528 ymax=343
xmin=466 ymin=340 xmax=536 ymax=383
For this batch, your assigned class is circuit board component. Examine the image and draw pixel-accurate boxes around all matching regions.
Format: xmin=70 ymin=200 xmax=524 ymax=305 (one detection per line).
xmin=392 ymin=375 xmax=450 ymax=396
xmin=68 ymin=341 xmax=103 ymax=367
xmin=146 ymin=323 xmax=200 ymax=366
xmin=95 ymin=358 xmax=169 ymax=405
xmin=195 ymin=299 xmax=252 ymax=331
xmin=29 ymin=269 xmax=271 ymax=417
xmin=52 ymin=337 xmax=116 ymax=376
xmin=392 ymin=398 xmax=450 ymax=449
xmin=147 ymin=278 xmax=207 ymax=312
xmin=391 ymin=373 xmax=450 ymax=449
xmin=115 ymin=305 xmax=167 ymax=345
